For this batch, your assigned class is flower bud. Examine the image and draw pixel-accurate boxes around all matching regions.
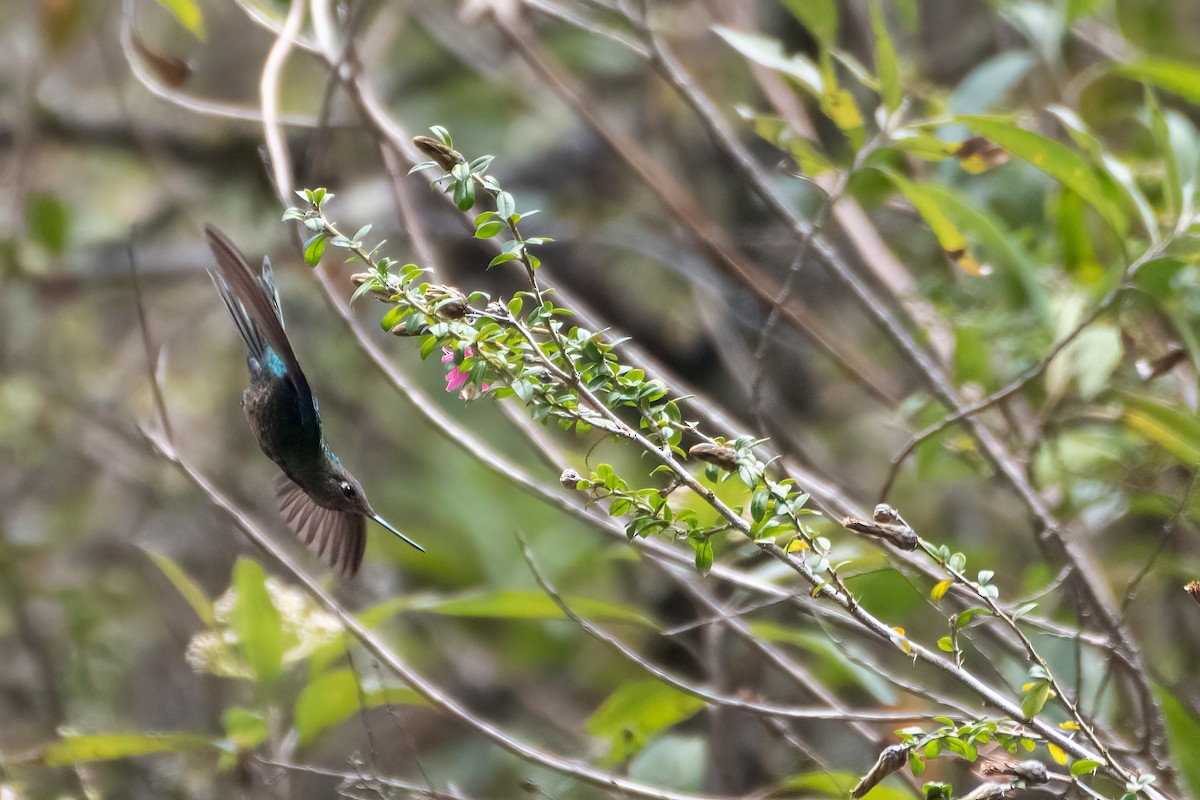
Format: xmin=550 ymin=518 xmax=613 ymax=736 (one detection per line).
xmin=560 ymin=469 xmax=584 ymax=490
xmin=427 ymin=284 xmax=469 ymax=319
xmin=688 ymin=442 xmax=737 ymax=472
xmin=981 ymin=760 xmax=1048 ymax=785
xmin=852 ymin=744 xmax=907 ymax=798
xmin=413 ymin=135 xmax=464 ymax=171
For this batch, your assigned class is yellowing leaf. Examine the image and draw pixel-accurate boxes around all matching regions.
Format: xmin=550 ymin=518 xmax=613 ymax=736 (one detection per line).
xmin=931 ymin=579 xmax=955 ymax=603
xmin=1048 ymin=743 xmax=1068 ymax=765
xmin=878 ymin=169 xmax=984 ymax=275
xmin=43 ymin=733 xmax=215 ymax=766
xmin=151 ymin=0 xmax=206 ymax=40
xmin=1120 ymin=393 xmax=1200 ymax=464
xmin=822 ymin=87 xmax=864 ymax=136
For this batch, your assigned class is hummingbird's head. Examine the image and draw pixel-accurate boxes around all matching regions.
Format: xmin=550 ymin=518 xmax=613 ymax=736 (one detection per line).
xmin=322 ymin=467 xmax=376 ymax=517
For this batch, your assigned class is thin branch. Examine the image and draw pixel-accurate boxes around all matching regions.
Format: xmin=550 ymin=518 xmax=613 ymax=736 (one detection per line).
xmin=140 ymin=429 xmax=736 ymax=800
xmin=518 ymin=532 xmax=943 ymax=725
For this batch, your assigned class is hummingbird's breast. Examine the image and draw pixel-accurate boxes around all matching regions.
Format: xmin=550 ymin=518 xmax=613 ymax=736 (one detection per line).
xmin=242 ymin=371 xmax=324 ymax=478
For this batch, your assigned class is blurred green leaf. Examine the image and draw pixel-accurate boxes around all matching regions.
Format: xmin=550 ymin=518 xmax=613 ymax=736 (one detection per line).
xmin=43 ymin=732 xmax=216 ymax=766
xmin=959 ymin=116 xmax=1126 ymax=235
xmin=361 ymin=590 xmax=654 ymax=627
xmin=1156 ymin=684 xmax=1200 ymax=796
xmin=628 ymin=735 xmax=706 ymax=792
xmin=1120 ymin=59 xmax=1200 ymax=104
xmin=144 ymin=549 xmax=214 ymax=627
xmin=232 ymin=559 xmax=285 ymax=688
xmin=949 ymin=52 xmax=1034 ymax=116
xmin=294 ymin=668 xmax=424 ymax=746
xmin=870 ymin=0 xmax=902 ymax=112
xmin=776 ymin=770 xmax=911 ymax=800
xmin=750 ymin=622 xmax=896 ymax=703
xmin=151 ymin=0 xmax=206 ymax=40
xmin=222 ymin=707 xmax=266 ymax=750
xmin=586 ymin=680 xmax=705 ymax=763
xmin=713 ymin=27 xmax=822 ymax=95
xmin=1120 ymin=393 xmax=1200 ymax=464
xmin=781 ymin=0 xmax=838 ymax=47
xmin=27 ymin=192 xmax=70 ymax=255
xmin=1147 ymin=90 xmax=1184 ymax=222
xmin=1068 ymin=0 xmax=1110 ymax=22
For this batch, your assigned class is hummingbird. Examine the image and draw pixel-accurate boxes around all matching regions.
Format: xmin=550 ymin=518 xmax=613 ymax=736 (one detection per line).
xmin=204 ymin=224 xmax=423 ymax=575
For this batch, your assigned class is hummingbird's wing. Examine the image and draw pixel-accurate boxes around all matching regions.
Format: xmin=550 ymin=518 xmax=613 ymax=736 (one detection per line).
xmin=275 ymin=474 xmax=366 ymax=575
xmin=204 ymin=225 xmax=318 ymax=429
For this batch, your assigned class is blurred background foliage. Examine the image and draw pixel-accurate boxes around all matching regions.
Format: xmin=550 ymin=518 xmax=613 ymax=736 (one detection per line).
xmin=2 ymin=0 xmax=1200 ymax=798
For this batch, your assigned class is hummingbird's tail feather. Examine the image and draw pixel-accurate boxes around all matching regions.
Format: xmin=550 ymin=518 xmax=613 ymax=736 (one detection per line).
xmin=205 ymin=224 xmax=317 ymax=426
xmin=275 ymin=474 xmax=366 ymax=575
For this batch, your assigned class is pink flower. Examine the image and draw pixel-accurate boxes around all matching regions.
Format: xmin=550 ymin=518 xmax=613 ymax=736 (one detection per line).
xmin=442 ymin=347 xmax=489 ymax=400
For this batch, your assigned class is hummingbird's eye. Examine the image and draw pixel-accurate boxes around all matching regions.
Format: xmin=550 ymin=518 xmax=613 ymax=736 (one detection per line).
xmin=339 ymin=481 xmax=356 ymax=499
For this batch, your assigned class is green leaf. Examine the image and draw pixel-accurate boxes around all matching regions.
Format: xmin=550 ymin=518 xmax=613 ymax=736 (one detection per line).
xmin=43 ymin=732 xmax=215 ymax=766
xmin=869 ymin=0 xmax=901 ymax=112
xmin=144 ymin=549 xmax=215 ymax=627
xmin=222 ymin=707 xmax=266 ymax=749
xmin=232 ymin=559 xmax=285 ymax=688
xmin=1120 ymin=392 xmax=1200 ymax=464
xmin=750 ymin=488 xmax=770 ymax=522
xmin=776 ymin=771 xmax=909 ymax=800
xmin=780 ymin=0 xmax=838 ymax=47
xmin=694 ymin=539 xmax=714 ymax=576
xmin=302 ymin=233 xmax=327 ymax=267
xmin=1046 ymin=105 xmax=1159 ymax=241
xmin=713 ymin=26 xmax=822 ymax=95
xmin=495 ymin=191 xmax=516 ymax=219
xmin=453 ymin=177 xmax=476 ymax=211
xmin=360 ymin=590 xmax=654 ymax=627
xmin=380 ymin=305 xmax=406 ymax=332
xmin=1119 ymin=58 xmax=1200 ymax=104
xmin=957 ymin=116 xmax=1126 ymax=235
xmin=474 ymin=221 xmax=506 ymax=239
xmin=586 ymin=680 xmax=706 ymax=764
xmin=937 ymin=636 xmax=954 ymax=652
xmin=955 ymin=607 xmax=991 ymax=628
xmin=294 ymin=668 xmax=423 ymax=746
xmin=27 ymin=192 xmax=70 ymax=255
xmin=151 ymin=0 xmax=205 ymax=40
xmin=1156 ymin=684 xmax=1200 ymax=797
xmin=1147 ymin=90 xmax=1182 ymax=222
xmin=1021 ymin=680 xmax=1052 ymax=719
xmin=1071 ymin=759 xmax=1101 ymax=776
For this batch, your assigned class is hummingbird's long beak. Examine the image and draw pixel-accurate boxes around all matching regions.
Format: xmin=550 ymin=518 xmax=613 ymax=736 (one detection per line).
xmin=371 ymin=514 xmax=425 ymax=552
